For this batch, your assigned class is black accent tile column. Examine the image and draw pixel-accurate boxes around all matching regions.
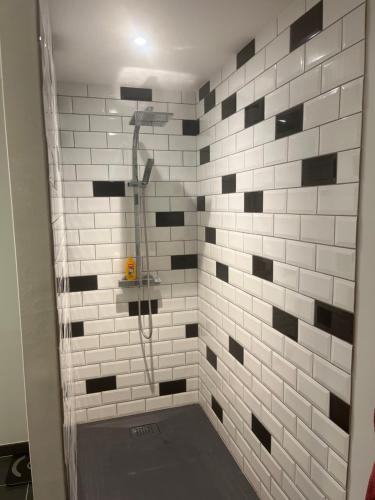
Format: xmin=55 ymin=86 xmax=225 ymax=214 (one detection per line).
xmin=222 ymin=93 xmax=237 ymax=120
xmin=205 ymin=227 xmax=216 ymax=244
xmin=69 ymin=275 xmax=98 ymax=292
xmin=329 ymin=393 xmax=350 ymax=434
xmin=171 ymin=254 xmax=198 ymax=269
xmin=229 ymin=337 xmax=244 ymax=364
xmin=120 ymin=87 xmax=152 ymax=101
xmin=200 ymin=146 xmax=210 ymax=165
xmin=204 ymin=90 xmax=216 ymax=114
xmin=156 ymin=211 xmax=184 ymax=226
xmin=302 ymin=154 xmax=337 ymax=186
xmin=207 ymin=346 xmax=217 ymax=369
xmin=275 ymin=104 xmax=303 ymax=139
xmin=252 ymin=415 xmax=271 ymax=452
xmin=245 ymin=98 xmax=265 ymax=128
xmin=211 ymin=396 xmax=223 ymax=422
xmin=253 ymin=256 xmax=273 ymax=282
xmin=159 ymin=379 xmax=186 ymax=396
xmin=199 ymin=81 xmax=210 ymax=101
xmin=273 ymin=307 xmax=298 ymax=341
xmin=197 ymin=196 xmax=206 ymax=211
xmin=237 ymin=39 xmax=255 ymax=69
xmin=216 ymin=262 xmax=229 ymax=283
xmin=314 ymin=301 xmax=354 ymax=344
xmin=244 ymin=191 xmax=263 ymax=213
xmin=129 ymin=300 xmax=158 ymax=316
xmin=222 ymin=174 xmax=236 ymax=194
xmin=93 ymin=181 xmax=125 ymax=197
xmin=86 ymin=376 xmax=117 ymax=394
xmin=183 ymin=119 xmax=200 ymax=136
xmin=186 ymin=323 xmax=198 ymax=338
xmin=290 ymin=1 xmax=323 ymax=51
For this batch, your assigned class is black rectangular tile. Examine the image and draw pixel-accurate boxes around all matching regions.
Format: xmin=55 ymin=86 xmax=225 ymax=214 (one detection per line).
xmin=171 ymin=254 xmax=198 ymax=270
xmin=159 ymin=379 xmax=186 ymax=396
xmin=197 ymin=196 xmax=206 ymax=211
xmin=0 ymin=442 xmax=29 ymax=457
xmin=186 ymin=323 xmax=198 ymax=338
xmin=273 ymin=307 xmax=298 ymax=342
xmin=253 ymin=256 xmax=273 ymax=282
xmin=245 ymin=97 xmax=265 ymax=129
xmin=244 ymin=191 xmax=263 ymax=213
xmin=222 ymin=93 xmax=237 ymax=120
xmin=69 ymin=275 xmax=98 ymax=292
xmin=183 ymin=119 xmax=200 ymax=136
xmin=314 ymin=301 xmax=354 ymax=344
xmin=199 ymin=81 xmax=210 ymax=101
xmin=329 ymin=393 xmax=350 ymax=434
xmin=86 ymin=376 xmax=116 ymax=394
xmin=93 ymin=181 xmax=125 ymax=197
xmin=204 ymin=89 xmax=216 ymax=114
xmin=216 ymin=262 xmax=229 ymax=283
xmin=207 ymin=346 xmax=217 ymax=370
xmin=229 ymin=337 xmax=244 ymax=364
xmin=71 ymin=321 xmax=84 ymax=337
xmin=156 ymin=211 xmax=184 ymax=227
xmin=211 ymin=396 xmax=223 ymax=423
xmin=128 ymin=299 xmax=158 ymax=316
xmin=120 ymin=86 xmax=152 ymax=101
xmin=275 ymin=104 xmax=303 ymax=139
xmin=200 ymin=146 xmax=210 ymax=165
xmin=56 ymin=276 xmax=68 ymax=294
xmin=63 ymin=321 xmax=84 ymax=338
xmin=222 ymin=174 xmax=236 ymax=194
xmin=0 ymin=483 xmax=28 ymax=498
xmin=252 ymin=415 xmax=271 ymax=452
xmin=237 ymin=39 xmax=255 ymax=69
xmin=205 ymin=227 xmax=216 ymax=244
xmin=290 ymin=1 xmax=323 ymax=51
xmin=302 ymin=153 xmax=337 ymax=187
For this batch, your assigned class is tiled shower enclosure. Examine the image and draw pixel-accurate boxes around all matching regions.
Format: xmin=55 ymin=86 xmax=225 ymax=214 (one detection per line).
xmin=56 ymin=0 xmax=365 ymax=498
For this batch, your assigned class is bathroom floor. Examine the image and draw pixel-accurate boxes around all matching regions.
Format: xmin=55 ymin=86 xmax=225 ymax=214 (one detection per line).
xmin=77 ymin=404 xmax=258 ymax=500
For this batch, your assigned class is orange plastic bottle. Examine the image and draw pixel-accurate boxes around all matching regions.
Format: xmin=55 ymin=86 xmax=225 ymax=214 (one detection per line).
xmin=125 ymin=257 xmax=137 ymax=281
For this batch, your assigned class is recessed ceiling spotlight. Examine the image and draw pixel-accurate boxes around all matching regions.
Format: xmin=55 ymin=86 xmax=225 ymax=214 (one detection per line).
xmin=134 ymin=37 xmax=147 ymax=46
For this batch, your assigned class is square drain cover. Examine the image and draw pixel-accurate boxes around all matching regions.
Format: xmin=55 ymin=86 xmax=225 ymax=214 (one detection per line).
xmin=130 ymin=423 xmax=160 ymax=438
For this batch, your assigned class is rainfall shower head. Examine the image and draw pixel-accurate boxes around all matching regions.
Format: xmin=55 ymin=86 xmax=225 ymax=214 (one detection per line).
xmin=142 ymin=158 xmax=154 ymax=185
xmin=130 ymin=108 xmax=173 ymax=127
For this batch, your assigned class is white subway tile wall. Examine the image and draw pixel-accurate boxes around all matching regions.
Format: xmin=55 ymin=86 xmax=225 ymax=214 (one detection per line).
xmin=58 ymin=84 xmax=200 ymax=421
xmin=197 ymin=1 xmax=363 ymax=499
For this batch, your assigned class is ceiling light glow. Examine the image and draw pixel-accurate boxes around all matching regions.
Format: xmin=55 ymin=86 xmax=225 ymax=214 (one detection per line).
xmin=134 ymin=37 xmax=147 ymax=46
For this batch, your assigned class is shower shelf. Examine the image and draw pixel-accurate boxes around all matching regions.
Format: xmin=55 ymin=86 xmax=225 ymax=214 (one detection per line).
xmin=118 ymin=275 xmax=161 ymax=288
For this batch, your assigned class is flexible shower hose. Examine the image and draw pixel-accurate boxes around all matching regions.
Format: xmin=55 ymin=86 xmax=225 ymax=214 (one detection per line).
xmin=136 ymin=180 xmax=153 ymax=340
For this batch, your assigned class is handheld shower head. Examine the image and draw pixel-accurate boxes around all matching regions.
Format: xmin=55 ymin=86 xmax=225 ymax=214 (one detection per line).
xmin=130 ymin=107 xmax=173 ymax=127
xmin=142 ymin=159 xmax=154 ymax=185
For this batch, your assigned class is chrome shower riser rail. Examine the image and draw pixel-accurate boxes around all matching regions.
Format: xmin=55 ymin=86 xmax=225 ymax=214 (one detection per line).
xmin=129 ymin=106 xmax=173 ymax=341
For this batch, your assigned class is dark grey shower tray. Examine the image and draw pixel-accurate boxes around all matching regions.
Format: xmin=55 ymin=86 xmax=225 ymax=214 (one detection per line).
xmin=77 ymin=404 xmax=259 ymax=500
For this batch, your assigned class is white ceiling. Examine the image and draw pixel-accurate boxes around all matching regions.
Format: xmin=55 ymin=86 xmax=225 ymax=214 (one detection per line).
xmin=48 ymin=0 xmax=292 ymax=90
